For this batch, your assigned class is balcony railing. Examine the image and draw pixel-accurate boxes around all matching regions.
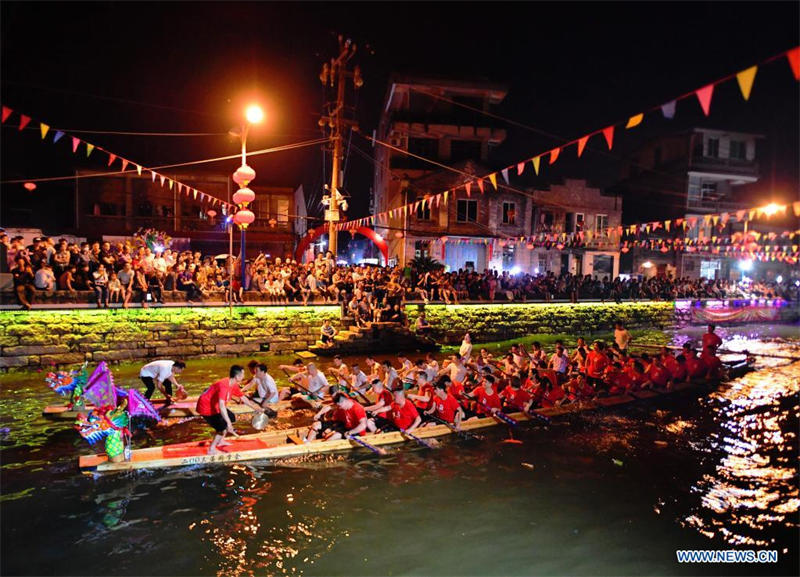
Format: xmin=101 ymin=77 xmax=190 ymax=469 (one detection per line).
xmin=689 ymin=155 xmax=759 ymax=177
xmin=79 ymin=214 xmax=292 ymax=236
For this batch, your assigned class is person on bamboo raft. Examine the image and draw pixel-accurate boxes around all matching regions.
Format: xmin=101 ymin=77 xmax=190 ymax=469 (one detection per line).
xmin=304 ymin=392 xmax=369 ymax=442
xmin=196 ymin=365 xmax=266 ymax=455
xmin=422 ymin=377 xmax=465 ymax=429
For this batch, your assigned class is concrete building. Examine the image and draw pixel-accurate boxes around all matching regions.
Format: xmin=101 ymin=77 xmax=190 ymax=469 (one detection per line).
xmin=610 ymin=128 xmax=762 ymax=279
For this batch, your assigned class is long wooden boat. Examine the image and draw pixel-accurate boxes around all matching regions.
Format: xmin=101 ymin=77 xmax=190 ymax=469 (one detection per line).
xmin=45 ymin=397 xmax=292 ymax=420
xmin=78 ymin=361 xmax=751 ymax=474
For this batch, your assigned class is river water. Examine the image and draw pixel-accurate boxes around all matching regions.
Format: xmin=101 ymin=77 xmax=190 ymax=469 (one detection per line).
xmin=1 ymin=323 xmax=798 ymax=576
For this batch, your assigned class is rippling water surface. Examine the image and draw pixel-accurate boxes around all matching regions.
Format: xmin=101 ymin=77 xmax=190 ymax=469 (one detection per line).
xmin=1 ymin=323 xmax=798 ymax=576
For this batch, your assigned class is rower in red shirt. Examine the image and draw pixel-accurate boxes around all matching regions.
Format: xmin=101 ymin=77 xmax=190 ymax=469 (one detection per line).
xmin=373 ymin=387 xmax=422 ymax=432
xmin=423 ymin=378 xmax=465 ymax=428
xmin=585 ymin=341 xmax=610 ymax=388
xmin=624 ymin=361 xmax=648 ymax=391
xmin=701 ymin=324 xmax=723 ymax=355
xmin=305 ymin=392 xmax=369 ymax=441
xmin=683 ymin=344 xmax=708 ymax=380
xmin=540 ymin=379 xmax=566 ymax=407
xmin=500 ymin=376 xmax=532 ymax=412
xmin=700 ymin=348 xmax=723 ymax=379
xmin=467 ymin=375 xmax=503 ymax=416
xmin=646 ymin=356 xmax=671 ymax=389
xmin=196 ymin=364 xmax=267 ymax=454
xmin=407 ymin=371 xmax=434 ymax=412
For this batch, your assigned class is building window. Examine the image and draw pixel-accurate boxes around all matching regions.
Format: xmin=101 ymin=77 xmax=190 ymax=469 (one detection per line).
xmin=730 ymin=140 xmax=746 ymax=160
xmin=414 ymin=240 xmax=430 ymax=259
xmin=502 ymin=202 xmax=517 ymax=225
xmin=502 ymin=244 xmax=515 ymax=269
xmin=700 ymin=259 xmax=720 ymax=280
xmin=700 ymin=182 xmax=718 ymax=200
xmin=456 ymin=199 xmax=478 ymax=223
xmin=706 ymin=138 xmax=719 ymax=158
xmin=566 ymin=212 xmax=584 ymax=233
xmin=537 ymin=210 xmax=554 ymax=233
xmin=537 ymin=254 xmax=547 ymax=274
xmin=416 ymin=197 xmax=431 ymax=221
xmin=408 ymin=138 xmax=439 ymax=159
xmin=595 ymin=214 xmax=609 ymax=235
xmin=450 ymin=140 xmax=482 ymax=162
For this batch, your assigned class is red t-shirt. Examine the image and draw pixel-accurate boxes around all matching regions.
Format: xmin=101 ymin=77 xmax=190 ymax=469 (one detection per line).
xmin=432 ymin=392 xmax=461 ymax=423
xmin=375 ymin=389 xmax=393 ymax=408
xmin=196 ymin=378 xmax=243 ymax=416
xmin=413 ymin=383 xmax=434 ymax=411
xmin=700 ymin=351 xmax=722 ymax=375
xmin=541 ymin=385 xmax=565 ymax=407
xmin=473 ymin=387 xmax=502 ymax=415
xmin=662 ymin=355 xmax=679 ymax=377
xmin=685 ymin=355 xmax=707 ymax=379
xmin=390 ymin=399 xmax=420 ymax=430
xmin=448 ymin=380 xmax=466 ymax=401
xmin=538 ymin=369 xmax=559 ymax=388
xmin=702 ymin=332 xmax=722 ymax=353
xmin=586 ymin=351 xmax=609 ymax=378
xmin=648 ymin=364 xmax=670 ymax=387
xmin=501 ymin=385 xmax=532 ymax=411
xmin=333 ymin=401 xmax=367 ymax=435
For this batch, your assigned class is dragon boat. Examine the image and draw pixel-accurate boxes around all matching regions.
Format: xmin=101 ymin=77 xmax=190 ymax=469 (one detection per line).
xmin=44 ymin=396 xmax=276 ymax=420
xmin=78 ymin=360 xmax=751 ymax=474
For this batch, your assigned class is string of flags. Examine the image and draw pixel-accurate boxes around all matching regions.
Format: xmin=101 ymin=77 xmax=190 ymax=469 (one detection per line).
xmin=0 ymin=107 xmax=235 ymax=214
xmin=334 ymin=45 xmax=799 ymax=232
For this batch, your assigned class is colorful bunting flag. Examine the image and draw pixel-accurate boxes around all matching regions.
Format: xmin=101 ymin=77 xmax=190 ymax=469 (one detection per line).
xmin=532 ymin=156 xmax=540 ymax=175
xmin=1 ymin=106 xmax=11 ymax=123
xmin=602 ymin=126 xmax=614 ymax=150
xmin=695 ymin=84 xmax=714 ymax=116
xmin=625 ymin=113 xmax=643 ymax=129
xmin=19 ymin=115 xmax=31 ymax=131
xmin=787 ymin=47 xmax=800 ymax=81
xmin=40 ymin=123 xmax=50 ymax=139
xmin=107 ymin=153 xmax=116 ymax=167
xmin=577 ymin=135 xmax=589 ymax=157
xmin=121 ymin=159 xmax=129 ymax=173
xmin=465 ymin=182 xmax=471 ymax=197
xmin=736 ymin=66 xmax=758 ymax=101
xmin=71 ymin=137 xmax=80 ymax=153
xmin=661 ymin=100 xmax=676 ymax=119
xmin=86 ymin=143 xmax=94 ymax=157
xmin=517 ymin=162 xmax=525 ymax=176
xmin=488 ymin=173 xmax=497 ymax=190
xmin=549 ymin=148 xmax=560 ymax=164
xmin=477 ymin=179 xmax=485 ymax=194
xmin=136 ymin=164 xmax=142 ymax=176
xmin=53 ymin=130 xmax=64 ymax=143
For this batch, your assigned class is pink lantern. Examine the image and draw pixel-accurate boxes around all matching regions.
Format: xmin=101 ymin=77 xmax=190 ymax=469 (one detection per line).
xmin=233 ymin=209 xmax=255 ymax=229
xmin=233 ymin=164 xmax=256 ymax=187
xmin=24 ymin=182 xmax=36 ymax=191
xmin=207 ymin=209 xmax=217 ymax=218
xmin=232 ymin=187 xmax=255 ymax=206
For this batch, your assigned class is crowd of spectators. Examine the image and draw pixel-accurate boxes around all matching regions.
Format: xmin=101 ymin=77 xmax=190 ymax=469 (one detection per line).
xmin=2 ymin=232 xmax=797 ymax=311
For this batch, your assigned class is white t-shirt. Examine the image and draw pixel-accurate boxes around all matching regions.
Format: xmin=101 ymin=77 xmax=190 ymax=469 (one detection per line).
xmin=351 ymin=370 xmax=369 ymax=390
xmin=140 ymin=360 xmax=175 ymax=382
xmin=306 ymin=371 xmax=329 ymax=395
xmin=459 ymin=341 xmax=473 ymax=360
xmin=550 ymin=352 xmax=569 ymax=374
xmin=255 ymin=373 xmax=279 ymax=403
xmin=615 ymin=329 xmax=631 ymax=350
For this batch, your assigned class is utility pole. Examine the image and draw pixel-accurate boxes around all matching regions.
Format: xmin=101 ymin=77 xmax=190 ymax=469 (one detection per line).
xmin=319 ymin=35 xmax=363 ymax=260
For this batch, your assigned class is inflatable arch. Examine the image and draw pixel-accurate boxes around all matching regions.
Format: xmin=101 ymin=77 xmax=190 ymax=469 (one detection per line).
xmin=294 ymin=225 xmax=389 ymax=265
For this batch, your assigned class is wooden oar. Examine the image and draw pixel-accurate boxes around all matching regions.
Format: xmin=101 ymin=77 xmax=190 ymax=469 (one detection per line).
xmin=466 ymin=395 xmax=519 ymax=427
xmin=429 ymin=415 xmax=485 ymax=441
xmin=345 ymin=434 xmax=388 ymax=456
xmin=400 ymin=428 xmax=438 ymax=449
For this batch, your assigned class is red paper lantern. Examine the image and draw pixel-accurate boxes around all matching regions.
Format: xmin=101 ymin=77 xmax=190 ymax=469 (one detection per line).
xmin=232 ymin=187 xmax=255 ymax=206
xmin=207 ymin=210 xmax=217 ymax=218
xmin=24 ymin=182 xmax=36 ymax=191
xmin=233 ymin=209 xmax=255 ymax=229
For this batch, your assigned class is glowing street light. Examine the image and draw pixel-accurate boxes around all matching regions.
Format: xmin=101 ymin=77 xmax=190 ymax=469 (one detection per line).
xmin=245 ymin=104 xmax=264 ymax=125
xmin=761 ymin=202 xmax=781 ymax=217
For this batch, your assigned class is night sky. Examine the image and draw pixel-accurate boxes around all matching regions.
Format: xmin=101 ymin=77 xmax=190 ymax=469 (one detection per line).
xmin=1 ymin=1 xmax=798 ymax=231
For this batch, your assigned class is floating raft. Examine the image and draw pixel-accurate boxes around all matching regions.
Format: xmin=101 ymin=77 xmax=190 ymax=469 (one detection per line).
xmin=78 ymin=362 xmax=751 ymax=474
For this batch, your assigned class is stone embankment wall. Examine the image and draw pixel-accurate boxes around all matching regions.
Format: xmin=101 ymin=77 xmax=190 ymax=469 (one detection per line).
xmin=406 ymin=302 xmax=676 ymax=344
xmin=0 ymin=306 xmax=341 ymax=371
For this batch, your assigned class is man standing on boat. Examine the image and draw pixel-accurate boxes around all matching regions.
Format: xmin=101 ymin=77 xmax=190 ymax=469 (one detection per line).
xmin=614 ymin=322 xmax=632 ymax=354
xmin=196 ymin=365 xmax=266 ymax=455
xmin=139 ymin=359 xmax=186 ymax=405
xmin=701 ymin=324 xmax=722 ymax=355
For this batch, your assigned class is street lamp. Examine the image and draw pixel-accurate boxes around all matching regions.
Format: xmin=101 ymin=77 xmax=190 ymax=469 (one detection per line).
xmin=232 ymin=104 xmax=264 ymax=292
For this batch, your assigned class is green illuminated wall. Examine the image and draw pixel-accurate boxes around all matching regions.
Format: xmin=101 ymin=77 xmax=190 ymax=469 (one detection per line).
xmin=405 ymin=302 xmax=675 ymax=344
xmin=0 ymin=306 xmax=341 ymax=371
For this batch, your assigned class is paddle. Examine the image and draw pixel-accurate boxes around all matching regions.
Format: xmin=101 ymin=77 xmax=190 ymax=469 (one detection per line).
xmin=429 ymin=415 xmax=485 ymax=441
xmin=465 ymin=395 xmax=519 ymax=427
xmin=345 ymin=433 xmax=388 ymax=456
xmin=399 ymin=428 xmax=438 ymax=449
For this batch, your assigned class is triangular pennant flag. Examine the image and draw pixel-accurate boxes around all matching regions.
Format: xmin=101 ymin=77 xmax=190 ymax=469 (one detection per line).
xmin=736 ymin=66 xmax=758 ymax=101
xmin=549 ymin=148 xmax=560 ymax=165
xmin=177 ymin=183 xmax=183 ymax=194
xmin=501 ymin=168 xmax=509 ymax=184
xmin=151 ymin=171 xmax=157 ymax=182
xmin=477 ymin=179 xmax=485 ymax=194
xmin=136 ymin=164 xmax=142 ymax=176
xmin=661 ymin=100 xmax=676 ymax=119
xmin=665 ymin=220 xmax=671 ymax=232
xmin=193 ymin=189 xmax=198 ymax=199
xmin=444 ymin=190 xmax=449 ymax=204
xmin=121 ymin=159 xmax=129 ymax=173
xmin=602 ymin=126 xmax=614 ymax=150
xmin=160 ymin=175 xmax=166 ymax=186
xmin=532 ymin=156 xmax=540 ymax=175
xmin=577 ymin=136 xmax=589 ymax=157
xmin=465 ymin=182 xmax=472 ymax=197
xmin=168 ymin=179 xmax=173 ymax=190
xmin=53 ymin=130 xmax=64 ymax=143
xmin=71 ymin=137 xmax=80 ymax=153
xmin=787 ymin=47 xmax=800 ymax=81
xmin=488 ymin=173 xmax=497 ymax=190
xmin=85 ymin=143 xmax=95 ymax=157
xmin=625 ymin=113 xmax=643 ymax=129
xmin=695 ymin=84 xmax=714 ymax=116
xmin=39 ymin=123 xmax=50 ymax=139
xmin=18 ymin=115 xmax=31 ymax=131
xmin=107 ymin=153 xmax=116 ymax=167
xmin=517 ymin=162 xmax=525 ymax=176
xmin=1 ymin=106 xmax=11 ymax=123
